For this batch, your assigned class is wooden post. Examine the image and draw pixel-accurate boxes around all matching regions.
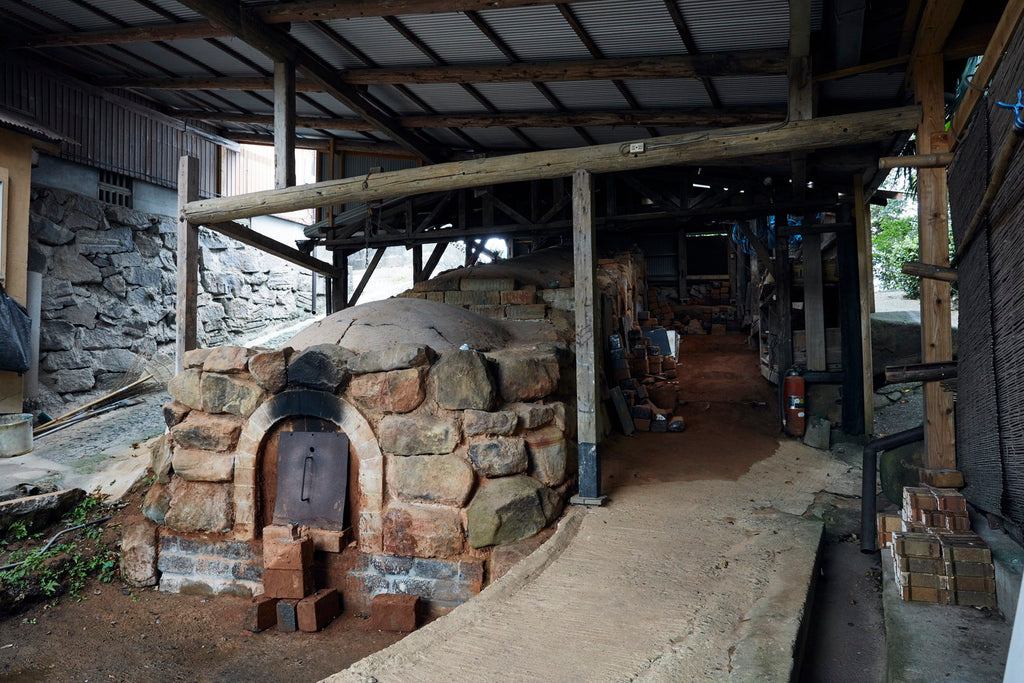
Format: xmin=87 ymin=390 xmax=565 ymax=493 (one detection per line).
xmin=176 ymin=156 xmax=200 ymax=374
xmin=274 ymin=59 xmax=296 ymax=189
xmin=854 ymin=175 xmax=875 ymax=432
xmin=331 ymin=249 xmax=348 ymax=312
xmin=570 ymin=169 xmax=604 ymax=506
xmin=837 ymin=202 xmax=866 ymax=434
xmin=914 ymin=53 xmax=956 ymax=469
xmin=774 ymin=213 xmax=793 ymax=383
xmin=412 ymin=245 xmax=423 ymax=283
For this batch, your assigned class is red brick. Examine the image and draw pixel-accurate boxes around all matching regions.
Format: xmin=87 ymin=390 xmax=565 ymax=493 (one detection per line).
xmin=955 ymin=590 xmax=997 ymax=608
xmin=264 ymin=537 xmax=314 ymax=571
xmin=500 ymin=290 xmax=535 ymax=305
xmin=297 ymin=589 xmax=340 ymax=632
xmin=307 ymin=528 xmax=351 ymax=553
xmin=263 ymin=568 xmax=314 ymax=599
xmin=244 ymin=596 xmax=278 ymax=632
xmin=263 ymin=524 xmax=302 ymax=543
xmin=369 ymin=593 xmax=419 ymax=632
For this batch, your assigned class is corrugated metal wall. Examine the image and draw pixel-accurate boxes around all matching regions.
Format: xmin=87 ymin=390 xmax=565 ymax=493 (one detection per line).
xmin=948 ymin=25 xmax=1024 ymax=530
xmin=1 ymin=61 xmax=222 ymax=197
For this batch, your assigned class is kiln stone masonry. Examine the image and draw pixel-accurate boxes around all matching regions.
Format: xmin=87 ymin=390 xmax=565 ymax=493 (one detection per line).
xmin=123 ymin=335 xmax=576 ymax=613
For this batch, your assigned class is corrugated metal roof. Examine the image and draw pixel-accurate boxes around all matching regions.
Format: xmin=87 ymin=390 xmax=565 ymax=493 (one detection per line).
xmin=12 ymin=0 xmax=115 ymax=31
xmin=475 ymin=4 xmax=590 ymax=61
xmin=402 ymin=83 xmax=492 ymax=114
xmin=569 ymin=0 xmax=688 ymax=58
xmin=469 ymin=83 xmax=557 ymax=113
xmin=523 ymin=126 xmax=593 ymax=148
xmin=459 ymin=126 xmax=524 ymax=149
xmin=289 ymin=23 xmax=372 ymax=71
xmin=713 ymin=75 xmax=788 ymax=106
xmin=622 ymin=78 xmax=714 ymax=108
xmin=678 ymin=0 xmax=791 ymax=52
xmin=318 ymin=16 xmax=431 ymax=68
xmin=396 ymin=13 xmax=509 ymax=64
xmin=544 ymin=80 xmax=627 ymax=110
xmin=822 ymin=72 xmax=907 ymax=101
xmin=365 ymin=85 xmax=426 ymax=116
xmin=586 ymin=125 xmax=660 ymax=145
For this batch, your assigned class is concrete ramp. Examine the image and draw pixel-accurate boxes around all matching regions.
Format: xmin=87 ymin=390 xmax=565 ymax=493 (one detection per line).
xmin=325 ymin=441 xmax=855 ymax=682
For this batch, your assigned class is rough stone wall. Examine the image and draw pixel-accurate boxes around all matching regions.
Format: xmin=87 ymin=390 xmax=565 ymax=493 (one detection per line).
xmin=128 ymin=337 xmax=576 ymax=612
xmin=28 ymin=186 xmax=316 ymax=410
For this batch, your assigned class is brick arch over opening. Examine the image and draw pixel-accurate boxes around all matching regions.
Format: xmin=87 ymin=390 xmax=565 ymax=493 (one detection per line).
xmin=232 ymin=390 xmax=383 ymax=552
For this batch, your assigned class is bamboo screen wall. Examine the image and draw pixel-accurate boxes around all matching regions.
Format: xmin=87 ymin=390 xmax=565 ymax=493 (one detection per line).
xmin=947 ymin=25 xmax=1024 ymax=534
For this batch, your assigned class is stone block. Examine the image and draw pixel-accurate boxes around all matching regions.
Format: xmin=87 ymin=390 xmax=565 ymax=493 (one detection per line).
xmin=379 ymin=414 xmax=458 ymax=456
xmin=466 ymin=475 xmax=559 ymax=549
xmin=200 ymin=373 xmax=266 ymax=417
xmin=297 ymin=589 xmax=340 ymax=632
xmin=120 ymin=519 xmax=159 ymax=588
xmin=347 ymin=344 xmax=435 ymax=374
xmin=382 ymin=503 xmax=464 ymax=558
xmin=508 ymin=402 xmax=555 ymax=429
xmin=505 ymin=304 xmax=547 ymax=320
xmin=500 ymin=290 xmax=535 ymax=305
xmin=141 ymin=482 xmax=171 ymax=525
xmin=427 ymin=349 xmax=497 ymax=411
xmin=370 ymin=593 xmax=419 ymax=632
xmin=490 ymin=529 xmax=554 ymax=581
xmin=0 ymin=489 xmax=85 ymax=535
xmin=461 ymin=277 xmax=515 ymax=292
xmin=276 ymin=599 xmax=299 ymax=632
xmin=245 ymin=596 xmax=278 ymax=632
xmin=463 ymin=410 xmax=517 ymax=436
xmin=164 ymin=479 xmax=233 ymax=534
xmin=183 ymin=348 xmax=213 ymax=369
xmin=263 ymin=568 xmax=314 ymax=600
xmin=524 ymin=426 xmax=567 ymax=486
xmin=264 ymin=537 xmax=314 ymax=571
xmin=248 ymin=348 xmax=289 ymax=394
xmin=149 ymin=434 xmax=173 ymax=484
xmin=468 ymin=437 xmax=529 ymax=478
xmin=203 ymin=346 xmax=252 ymax=374
xmin=287 ymin=344 xmax=353 ymax=393
xmin=390 ymin=454 xmax=474 ymax=505
xmin=52 ymin=368 xmax=95 ymax=393
xmin=803 ymin=416 xmax=831 ymax=450
xmin=486 ymin=346 xmax=562 ymax=402
xmin=167 ymin=369 xmax=203 ymax=410
xmin=170 ymin=413 xmax=243 ymax=452
xmin=171 ymin=448 xmax=234 ymax=482
xmin=162 ymin=401 xmax=191 ymax=428
xmin=349 ymin=368 xmax=426 ymax=415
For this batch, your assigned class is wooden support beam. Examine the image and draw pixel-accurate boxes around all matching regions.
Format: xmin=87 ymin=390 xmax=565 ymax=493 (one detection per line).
xmin=176 ymin=156 xmax=200 ymax=375
xmin=901 ymin=261 xmax=958 ymax=282
xmin=885 ymin=361 xmax=958 ymax=385
xmin=878 ymin=152 xmax=953 ymax=169
xmin=950 ymin=0 xmax=1024 ymax=140
xmin=773 ymin=212 xmax=794 ymax=383
xmin=274 ymin=60 xmax=296 ymax=190
xmin=228 ymin=134 xmax=414 ymax=157
xmin=205 ymin=221 xmax=343 ymax=278
xmin=331 ymin=250 xmax=349 ymax=312
xmin=184 ymin=106 xmax=920 ymax=224
xmin=173 ymin=0 xmax=437 ymax=162
xmin=571 ymin=168 xmax=603 ymax=506
xmin=733 ymin=221 xmax=775 ymax=279
xmin=837 ymin=202 xmax=866 ymax=434
xmin=803 ymin=230 xmax=827 ymax=372
xmin=421 ymin=242 xmax=448 ymax=281
xmin=854 ymin=175 xmax=875 ymax=432
xmin=349 ymin=248 xmax=385 ymax=306
xmin=776 ymin=222 xmax=853 ymax=237
xmin=914 ymin=53 xmax=956 ymax=469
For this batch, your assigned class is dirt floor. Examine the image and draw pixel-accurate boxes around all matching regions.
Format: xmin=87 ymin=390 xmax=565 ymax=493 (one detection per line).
xmin=1 ymin=331 xmax=888 ymax=682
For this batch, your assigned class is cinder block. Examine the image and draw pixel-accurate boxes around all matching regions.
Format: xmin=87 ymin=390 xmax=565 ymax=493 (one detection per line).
xmin=297 ymin=589 xmax=340 ymax=632
xmin=264 ymin=537 xmax=314 ymax=571
xmin=244 ymin=595 xmax=278 ymax=632
xmin=277 ymin=599 xmax=299 ymax=632
xmin=370 ymin=593 xmax=419 ymax=632
xmin=263 ymin=568 xmax=314 ymax=599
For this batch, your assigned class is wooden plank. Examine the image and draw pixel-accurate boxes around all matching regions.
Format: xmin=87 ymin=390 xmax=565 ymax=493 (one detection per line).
xmin=914 ymin=54 xmax=956 ymax=468
xmin=803 ymin=232 xmax=827 ymax=371
xmin=184 ymin=106 xmax=920 ymax=224
xmin=813 ymin=55 xmax=910 ymax=83
xmin=206 ymin=221 xmax=342 ymax=278
xmin=573 ymin=169 xmax=602 ymax=502
xmin=854 ymin=175 xmax=874 ymax=433
xmin=901 ymin=261 xmax=958 ymax=282
xmin=274 ymin=60 xmax=296 ymax=190
xmin=176 ymin=156 xmax=200 ymax=375
xmin=950 ymin=0 xmax=1024 ymax=140
xmin=912 ymin=0 xmax=966 ymax=56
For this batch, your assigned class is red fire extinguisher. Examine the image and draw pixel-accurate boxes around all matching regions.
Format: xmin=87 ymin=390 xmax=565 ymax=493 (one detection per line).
xmin=783 ymin=368 xmax=806 ymax=437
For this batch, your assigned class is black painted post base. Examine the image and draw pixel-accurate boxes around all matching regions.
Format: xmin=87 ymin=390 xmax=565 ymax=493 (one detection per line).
xmin=572 ymin=442 xmax=607 ymax=506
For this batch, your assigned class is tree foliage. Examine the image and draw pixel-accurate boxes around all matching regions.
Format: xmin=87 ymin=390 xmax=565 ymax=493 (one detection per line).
xmin=872 ymin=201 xmax=921 ymax=298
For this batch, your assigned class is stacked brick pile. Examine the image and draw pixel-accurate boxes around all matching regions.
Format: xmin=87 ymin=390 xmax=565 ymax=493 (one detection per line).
xmin=399 ymin=277 xmax=572 ymax=323
xmin=879 ymin=487 xmax=996 ymax=607
xmin=610 ymin=332 xmax=684 ymax=433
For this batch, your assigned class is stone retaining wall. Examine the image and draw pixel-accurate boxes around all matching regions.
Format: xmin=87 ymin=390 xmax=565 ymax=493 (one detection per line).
xmin=28 ymin=185 xmax=316 ymax=411
xmin=125 ymin=336 xmax=576 ymax=613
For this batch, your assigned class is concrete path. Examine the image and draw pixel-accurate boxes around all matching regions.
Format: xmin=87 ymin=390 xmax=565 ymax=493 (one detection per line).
xmin=326 ymin=440 xmax=858 ymax=682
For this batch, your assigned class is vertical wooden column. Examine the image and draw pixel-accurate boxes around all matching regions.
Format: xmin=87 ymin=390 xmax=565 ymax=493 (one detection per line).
xmin=274 ymin=60 xmax=296 ymax=190
xmin=331 ymin=249 xmax=348 ymax=313
xmin=412 ymin=245 xmax=424 ymax=283
xmin=854 ymin=176 xmax=875 ymax=432
xmin=175 ymin=156 xmax=200 ymax=374
xmin=774 ymin=213 xmax=793 ymax=383
xmin=571 ymin=169 xmax=604 ymax=506
xmin=837 ymin=202 xmax=866 ymax=434
xmin=914 ymin=53 xmax=956 ymax=469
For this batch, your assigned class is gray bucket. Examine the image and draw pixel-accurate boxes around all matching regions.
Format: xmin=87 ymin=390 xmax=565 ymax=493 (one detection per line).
xmin=0 ymin=413 xmax=33 ymax=457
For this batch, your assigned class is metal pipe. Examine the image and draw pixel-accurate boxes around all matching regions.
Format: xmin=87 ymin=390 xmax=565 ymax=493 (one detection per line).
xmin=860 ymin=425 xmax=924 ymax=552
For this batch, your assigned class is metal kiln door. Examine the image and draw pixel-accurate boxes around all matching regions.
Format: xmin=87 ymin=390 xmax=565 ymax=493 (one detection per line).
xmin=273 ymin=431 xmax=349 ymax=530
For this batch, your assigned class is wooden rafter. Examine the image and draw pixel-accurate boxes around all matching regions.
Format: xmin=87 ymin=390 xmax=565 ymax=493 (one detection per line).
xmin=173 ymin=0 xmax=438 ymax=162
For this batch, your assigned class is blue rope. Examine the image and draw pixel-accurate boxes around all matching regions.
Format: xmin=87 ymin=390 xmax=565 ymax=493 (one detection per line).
xmin=997 ymin=88 xmax=1024 ymax=130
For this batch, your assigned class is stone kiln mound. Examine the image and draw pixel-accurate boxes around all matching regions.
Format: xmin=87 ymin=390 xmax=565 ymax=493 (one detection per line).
xmin=287 ymin=298 xmax=514 ymax=353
